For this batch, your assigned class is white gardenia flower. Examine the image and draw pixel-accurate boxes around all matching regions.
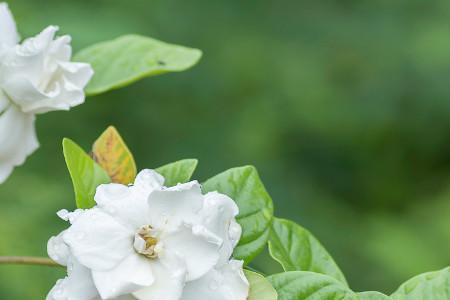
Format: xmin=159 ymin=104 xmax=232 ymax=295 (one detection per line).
xmin=0 ymin=3 xmax=93 ymax=183
xmin=47 ymin=169 xmax=249 ymax=300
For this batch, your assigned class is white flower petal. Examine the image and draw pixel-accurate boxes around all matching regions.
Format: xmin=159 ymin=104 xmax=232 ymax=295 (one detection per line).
xmin=0 ymin=24 xmax=92 ymax=114
xmin=200 ymin=192 xmax=241 ymax=264
xmin=46 ymin=258 xmax=98 ymax=300
xmin=94 ymin=183 xmax=131 ymax=206
xmin=0 ymin=89 xmax=9 ymax=111
xmin=111 ymin=296 xmax=138 ymax=300
xmin=0 ymin=3 xmax=19 ymax=47
xmin=63 ymin=208 xmax=133 ymax=271
xmin=47 ymin=231 xmax=70 ymax=266
xmin=95 ymin=182 xmax=152 ymax=229
xmin=3 ymin=77 xmax=61 ymax=110
xmin=181 ymin=260 xmax=249 ymax=300
xmin=148 ymin=181 xmax=203 ymax=230
xmin=162 ymin=224 xmax=221 ymax=281
xmin=2 ymin=72 xmax=89 ymax=114
xmin=59 ymin=61 xmax=94 ymax=88
xmin=92 ymin=253 xmax=154 ymax=299
xmin=133 ymin=169 xmax=165 ymax=193
xmin=57 ymin=208 xmax=85 ymax=224
xmin=133 ymin=260 xmax=186 ymax=300
xmin=0 ymin=102 xmax=38 ymax=183
xmin=48 ymin=170 xmax=245 ymax=299
xmin=94 ymin=170 xmax=165 ymax=228
xmin=49 ymin=35 xmax=72 ymax=62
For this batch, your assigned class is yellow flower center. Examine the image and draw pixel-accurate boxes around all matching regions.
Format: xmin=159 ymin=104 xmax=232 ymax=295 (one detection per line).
xmin=134 ymin=225 xmax=160 ymax=259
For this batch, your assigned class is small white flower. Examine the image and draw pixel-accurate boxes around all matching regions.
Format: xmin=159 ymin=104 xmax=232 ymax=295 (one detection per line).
xmin=47 ymin=170 xmax=249 ymax=300
xmin=0 ymin=3 xmax=93 ymax=183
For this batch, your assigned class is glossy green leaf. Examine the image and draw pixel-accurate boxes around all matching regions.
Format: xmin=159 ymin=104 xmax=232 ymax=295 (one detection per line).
xmin=268 ymin=218 xmax=347 ymax=285
xmin=92 ymin=126 xmax=137 ymax=185
xmin=358 ymin=292 xmax=392 ymax=300
xmin=268 ymin=271 xmax=357 ymax=300
xmin=391 ymin=267 xmax=450 ymax=300
xmin=245 ymin=270 xmax=278 ymax=300
xmin=155 ymin=159 xmax=198 ymax=187
xmin=203 ymin=166 xmax=274 ymax=264
xmin=74 ymin=34 xmax=202 ymax=95
xmin=63 ymin=138 xmax=111 ymax=209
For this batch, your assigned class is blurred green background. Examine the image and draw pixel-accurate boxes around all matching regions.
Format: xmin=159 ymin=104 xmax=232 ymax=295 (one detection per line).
xmin=1 ymin=0 xmax=450 ymax=298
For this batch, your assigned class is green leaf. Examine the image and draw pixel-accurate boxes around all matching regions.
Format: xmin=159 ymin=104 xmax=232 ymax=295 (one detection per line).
xmin=268 ymin=271 xmax=357 ymax=300
xmin=74 ymin=34 xmax=202 ymax=95
xmin=203 ymin=166 xmax=274 ymax=264
xmin=92 ymin=126 xmax=137 ymax=185
xmin=358 ymin=292 xmax=392 ymax=300
xmin=268 ymin=218 xmax=347 ymax=285
xmin=155 ymin=159 xmax=198 ymax=187
xmin=391 ymin=267 xmax=450 ymax=300
xmin=63 ymin=138 xmax=111 ymax=208
xmin=245 ymin=270 xmax=278 ymax=300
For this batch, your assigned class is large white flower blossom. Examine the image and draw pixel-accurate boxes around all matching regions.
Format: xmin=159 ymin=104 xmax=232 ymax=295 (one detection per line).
xmin=47 ymin=169 xmax=249 ymax=300
xmin=0 ymin=3 xmax=93 ymax=183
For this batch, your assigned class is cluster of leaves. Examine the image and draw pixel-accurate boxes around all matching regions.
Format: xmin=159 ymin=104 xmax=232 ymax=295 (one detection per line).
xmin=60 ymin=30 xmax=449 ymax=300
xmin=62 ymin=127 xmax=450 ymax=300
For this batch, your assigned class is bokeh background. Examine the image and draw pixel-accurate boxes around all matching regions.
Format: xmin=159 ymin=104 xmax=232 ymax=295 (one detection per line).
xmin=1 ymin=0 xmax=450 ymax=298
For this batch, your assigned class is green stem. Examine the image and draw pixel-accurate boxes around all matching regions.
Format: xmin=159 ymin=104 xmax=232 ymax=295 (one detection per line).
xmin=0 ymin=256 xmax=62 ymax=267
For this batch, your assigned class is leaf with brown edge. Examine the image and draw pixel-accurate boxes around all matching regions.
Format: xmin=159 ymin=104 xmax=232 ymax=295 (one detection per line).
xmin=92 ymin=126 xmax=137 ymax=184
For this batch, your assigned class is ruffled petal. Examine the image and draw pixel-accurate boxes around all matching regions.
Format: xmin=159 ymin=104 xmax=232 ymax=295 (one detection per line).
xmin=63 ymin=208 xmax=133 ymax=271
xmin=0 ymin=3 xmax=19 ymax=47
xmin=94 ymin=183 xmax=140 ymax=226
xmin=47 ymin=231 xmax=70 ymax=266
xmin=181 ymin=260 xmax=249 ymax=300
xmin=94 ymin=170 xmax=164 ymax=228
xmin=2 ymin=71 xmax=92 ymax=114
xmin=200 ymin=192 xmax=241 ymax=264
xmin=0 ymin=100 xmax=38 ymax=184
xmin=57 ymin=209 xmax=85 ymax=224
xmin=46 ymin=258 xmax=98 ymax=300
xmin=133 ymin=260 xmax=186 ymax=300
xmin=133 ymin=169 xmax=165 ymax=193
xmin=92 ymin=253 xmax=154 ymax=299
xmin=0 ymin=25 xmax=92 ymax=114
xmin=59 ymin=61 xmax=94 ymax=88
xmin=162 ymin=224 xmax=221 ymax=281
xmin=147 ymin=181 xmax=203 ymax=230
xmin=0 ymin=26 xmax=58 ymax=83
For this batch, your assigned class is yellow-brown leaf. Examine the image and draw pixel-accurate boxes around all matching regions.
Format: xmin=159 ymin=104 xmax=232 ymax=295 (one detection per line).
xmin=92 ymin=126 xmax=137 ymax=184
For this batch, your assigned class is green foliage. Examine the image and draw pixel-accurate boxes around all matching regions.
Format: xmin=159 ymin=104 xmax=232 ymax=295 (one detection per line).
xmin=203 ymin=166 xmax=274 ymax=264
xmin=245 ymin=270 xmax=278 ymax=300
xmin=74 ymin=34 xmax=202 ymax=95
xmin=391 ymin=267 xmax=450 ymax=300
xmin=268 ymin=271 xmax=357 ymax=300
xmin=268 ymin=218 xmax=347 ymax=285
xmin=61 ymin=129 xmax=450 ymax=300
xmin=3 ymin=1 xmax=450 ymax=299
xmin=62 ymin=138 xmax=111 ymax=209
xmin=155 ymin=159 xmax=198 ymax=187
